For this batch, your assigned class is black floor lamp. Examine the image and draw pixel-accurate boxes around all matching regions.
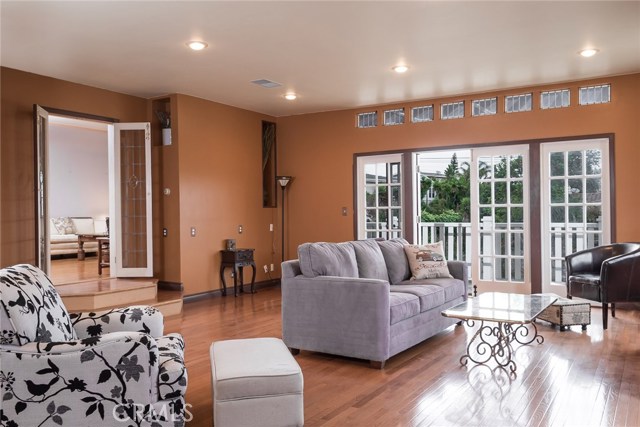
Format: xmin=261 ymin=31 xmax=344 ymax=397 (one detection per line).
xmin=277 ymin=176 xmax=293 ymax=262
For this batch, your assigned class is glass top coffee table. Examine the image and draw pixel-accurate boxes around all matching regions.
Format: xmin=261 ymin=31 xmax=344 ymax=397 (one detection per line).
xmin=442 ymin=292 xmax=557 ymax=377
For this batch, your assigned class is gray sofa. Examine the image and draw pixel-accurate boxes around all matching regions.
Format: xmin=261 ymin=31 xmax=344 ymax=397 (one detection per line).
xmin=281 ymin=238 xmax=468 ymax=368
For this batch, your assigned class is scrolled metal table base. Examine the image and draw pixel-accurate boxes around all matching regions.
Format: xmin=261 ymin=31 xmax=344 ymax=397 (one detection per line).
xmin=460 ymin=319 xmax=544 ymax=378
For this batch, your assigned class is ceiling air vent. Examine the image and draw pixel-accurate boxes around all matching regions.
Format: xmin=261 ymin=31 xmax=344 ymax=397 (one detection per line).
xmin=251 ymin=79 xmax=282 ymax=88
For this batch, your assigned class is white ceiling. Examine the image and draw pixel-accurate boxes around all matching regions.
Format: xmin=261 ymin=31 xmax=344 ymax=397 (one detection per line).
xmin=2 ymin=1 xmax=639 ymax=117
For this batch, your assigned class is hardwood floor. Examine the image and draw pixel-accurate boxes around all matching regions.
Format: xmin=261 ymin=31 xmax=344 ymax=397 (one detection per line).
xmin=50 ymin=256 xmax=107 ymax=284
xmin=165 ymin=288 xmax=640 ymax=427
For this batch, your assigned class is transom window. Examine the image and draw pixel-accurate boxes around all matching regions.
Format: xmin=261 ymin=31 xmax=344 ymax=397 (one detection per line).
xmin=579 ymin=84 xmax=610 ymax=105
xmin=505 ymin=94 xmax=532 ymax=113
xmin=541 ymin=89 xmax=570 ymax=109
xmin=357 ymin=112 xmax=378 ymax=128
xmin=472 ymin=98 xmax=497 ymax=117
xmin=384 ymin=108 xmax=405 ymax=126
xmin=441 ymin=102 xmax=464 ymax=120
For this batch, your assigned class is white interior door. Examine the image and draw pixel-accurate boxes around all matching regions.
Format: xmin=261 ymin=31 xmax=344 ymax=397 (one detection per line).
xmin=34 ymin=105 xmax=50 ymax=274
xmin=471 ymin=145 xmax=530 ymax=294
xmin=540 ymin=138 xmax=610 ymax=295
xmin=108 ymin=123 xmax=153 ymax=277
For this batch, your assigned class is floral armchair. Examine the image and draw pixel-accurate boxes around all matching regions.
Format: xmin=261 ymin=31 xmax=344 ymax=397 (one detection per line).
xmin=0 ymin=264 xmax=188 ymax=426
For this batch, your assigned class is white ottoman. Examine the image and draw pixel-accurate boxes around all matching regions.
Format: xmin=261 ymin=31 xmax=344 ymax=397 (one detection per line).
xmin=210 ymin=337 xmax=304 ymax=427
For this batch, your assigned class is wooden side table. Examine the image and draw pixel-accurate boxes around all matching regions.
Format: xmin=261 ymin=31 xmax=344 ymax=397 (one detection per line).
xmin=97 ymin=237 xmax=110 ymax=275
xmin=219 ymin=249 xmax=256 ymax=297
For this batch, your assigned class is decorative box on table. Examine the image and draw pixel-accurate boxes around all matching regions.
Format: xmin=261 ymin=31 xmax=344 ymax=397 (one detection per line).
xmin=534 ymin=293 xmax=591 ymax=331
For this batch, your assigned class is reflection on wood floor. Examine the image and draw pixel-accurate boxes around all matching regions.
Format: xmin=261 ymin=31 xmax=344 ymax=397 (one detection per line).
xmin=168 ymin=287 xmax=640 ymax=427
xmin=50 ymin=255 xmax=108 ymax=285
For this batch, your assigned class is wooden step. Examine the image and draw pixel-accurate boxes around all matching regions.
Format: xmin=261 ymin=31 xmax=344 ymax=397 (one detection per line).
xmin=56 ymin=278 xmax=181 ymax=316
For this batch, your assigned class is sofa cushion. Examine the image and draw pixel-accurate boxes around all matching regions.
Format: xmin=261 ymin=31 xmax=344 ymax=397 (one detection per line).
xmin=71 ymin=217 xmax=95 ymax=235
xmin=51 ymin=217 xmax=75 ymax=234
xmin=298 ymin=242 xmax=358 ymax=278
xmin=389 ymin=292 xmax=420 ymax=324
xmin=376 ymin=238 xmax=411 ymax=285
xmin=351 ymin=239 xmax=389 ymax=281
xmin=390 ymin=285 xmax=445 ymax=312
xmin=404 ymin=241 xmax=453 ymax=279
xmin=396 ymin=277 xmax=466 ymax=303
xmin=0 ymin=264 xmax=77 ymax=345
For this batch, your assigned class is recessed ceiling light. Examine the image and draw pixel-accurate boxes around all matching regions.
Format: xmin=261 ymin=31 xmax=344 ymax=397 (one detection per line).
xmin=392 ymin=65 xmax=409 ymax=73
xmin=579 ymin=48 xmax=599 ymax=58
xmin=284 ymin=93 xmax=297 ymax=101
xmin=187 ymin=41 xmax=208 ymax=51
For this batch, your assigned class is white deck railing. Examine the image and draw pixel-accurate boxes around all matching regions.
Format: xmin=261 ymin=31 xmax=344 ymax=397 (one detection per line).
xmin=417 ymin=220 xmax=603 ymax=284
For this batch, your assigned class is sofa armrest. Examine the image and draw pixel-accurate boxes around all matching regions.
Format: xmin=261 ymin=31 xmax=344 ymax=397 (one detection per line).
xmin=447 ymin=260 xmax=468 ymax=284
xmin=281 ymin=273 xmax=390 ymax=362
xmin=71 ymin=306 xmax=164 ymax=339
xmin=0 ymin=332 xmax=161 ymax=423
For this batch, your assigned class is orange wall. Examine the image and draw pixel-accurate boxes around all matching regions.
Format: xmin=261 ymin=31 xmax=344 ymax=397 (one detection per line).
xmin=0 ymin=68 xmax=279 ymax=296
xmin=277 ymin=73 xmax=640 ymax=255
xmin=0 ymin=67 xmax=148 ymax=267
xmin=174 ymin=94 xmax=278 ymax=295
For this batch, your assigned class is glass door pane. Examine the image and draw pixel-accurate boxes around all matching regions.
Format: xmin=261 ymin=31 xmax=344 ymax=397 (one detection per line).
xmin=119 ymin=129 xmax=148 ymax=269
xmin=357 ymin=154 xmax=403 ymax=240
xmin=110 ymin=123 xmax=153 ymax=277
xmin=471 ymin=146 xmax=530 ymax=293
xmin=541 ymin=139 xmax=610 ymax=294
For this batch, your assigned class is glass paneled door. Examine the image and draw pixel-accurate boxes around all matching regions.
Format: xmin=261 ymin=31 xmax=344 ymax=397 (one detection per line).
xmin=541 ymin=139 xmax=610 ymax=295
xmin=356 ymin=154 xmax=404 ymax=239
xmin=471 ymin=146 xmax=530 ymax=294
xmin=108 ymin=123 xmax=153 ymax=277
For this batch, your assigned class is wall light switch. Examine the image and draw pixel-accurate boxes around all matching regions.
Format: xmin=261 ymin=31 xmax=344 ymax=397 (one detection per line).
xmin=163 ymin=228 xmax=168 ymax=237
xmin=342 ymin=207 xmax=348 ymax=216
xmin=238 ymin=225 xmax=243 ymax=234
xmin=269 ymin=223 xmax=273 ymax=232
xmin=190 ymin=227 xmax=196 ymax=237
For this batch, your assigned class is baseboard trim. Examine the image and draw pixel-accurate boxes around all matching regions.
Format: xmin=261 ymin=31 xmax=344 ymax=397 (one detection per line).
xmin=183 ymin=279 xmax=280 ymax=303
xmin=158 ymin=281 xmax=184 ymax=291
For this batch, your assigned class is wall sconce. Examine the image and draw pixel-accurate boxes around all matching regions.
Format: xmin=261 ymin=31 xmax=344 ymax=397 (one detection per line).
xmin=277 ymin=176 xmax=293 ymax=262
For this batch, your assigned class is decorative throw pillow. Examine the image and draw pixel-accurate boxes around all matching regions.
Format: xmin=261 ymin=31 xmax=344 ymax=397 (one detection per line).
xmin=51 ymin=217 xmax=75 ymax=235
xmin=0 ymin=264 xmax=77 ymax=345
xmin=403 ymin=242 xmax=452 ymax=280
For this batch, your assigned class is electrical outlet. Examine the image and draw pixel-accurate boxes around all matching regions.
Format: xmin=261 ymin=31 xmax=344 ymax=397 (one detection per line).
xmin=263 ymin=265 xmax=268 ymax=273
xmin=190 ymin=227 xmax=196 ymax=237
xmin=270 ymin=264 xmax=274 ymax=272
xmin=269 ymin=223 xmax=273 ymax=232
xmin=162 ymin=228 xmax=168 ymax=237
xmin=238 ymin=225 xmax=243 ymax=234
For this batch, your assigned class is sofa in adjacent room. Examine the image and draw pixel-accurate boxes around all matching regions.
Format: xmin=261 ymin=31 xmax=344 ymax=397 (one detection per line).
xmin=281 ymin=238 xmax=468 ymax=368
xmin=50 ymin=216 xmax=108 ymax=256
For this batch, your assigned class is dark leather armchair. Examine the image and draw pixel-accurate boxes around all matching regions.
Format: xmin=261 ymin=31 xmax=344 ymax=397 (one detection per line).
xmin=566 ymin=243 xmax=640 ymax=330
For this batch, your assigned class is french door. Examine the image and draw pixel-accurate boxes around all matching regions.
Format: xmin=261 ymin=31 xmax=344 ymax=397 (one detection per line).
xmin=108 ymin=123 xmax=153 ymax=277
xmin=34 ymin=106 xmax=50 ymax=274
xmin=356 ymin=154 xmax=404 ymax=239
xmin=540 ymin=138 xmax=610 ymax=294
xmin=471 ymin=146 xmax=530 ymax=294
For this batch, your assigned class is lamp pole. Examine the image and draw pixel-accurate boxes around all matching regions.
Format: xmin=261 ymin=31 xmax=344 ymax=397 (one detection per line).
xmin=276 ymin=176 xmax=292 ymax=262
